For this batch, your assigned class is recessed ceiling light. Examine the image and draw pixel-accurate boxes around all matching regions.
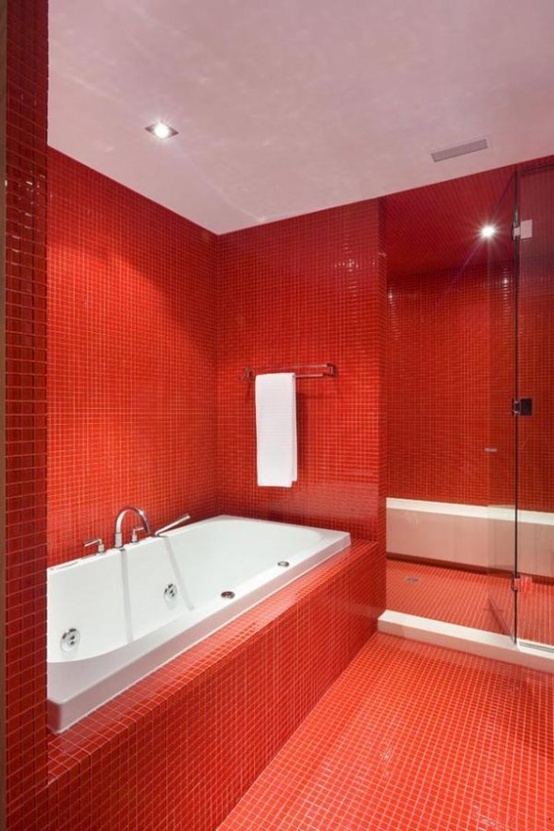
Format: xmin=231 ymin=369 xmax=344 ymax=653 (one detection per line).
xmin=145 ymin=121 xmax=179 ymax=140
xmin=480 ymin=224 xmax=497 ymax=239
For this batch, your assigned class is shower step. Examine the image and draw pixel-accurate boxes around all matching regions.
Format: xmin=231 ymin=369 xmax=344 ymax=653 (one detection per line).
xmin=378 ymin=610 xmax=554 ymax=674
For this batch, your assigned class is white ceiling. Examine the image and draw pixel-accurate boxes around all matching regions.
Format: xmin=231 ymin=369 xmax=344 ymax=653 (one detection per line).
xmin=48 ymin=0 xmax=554 ymax=234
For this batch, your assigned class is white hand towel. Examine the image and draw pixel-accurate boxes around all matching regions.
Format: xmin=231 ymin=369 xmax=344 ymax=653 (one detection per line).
xmin=255 ymin=373 xmax=297 ymax=487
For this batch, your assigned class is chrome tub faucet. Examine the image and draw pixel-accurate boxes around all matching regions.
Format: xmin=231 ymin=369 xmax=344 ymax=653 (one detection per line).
xmin=114 ymin=505 xmax=151 ymax=549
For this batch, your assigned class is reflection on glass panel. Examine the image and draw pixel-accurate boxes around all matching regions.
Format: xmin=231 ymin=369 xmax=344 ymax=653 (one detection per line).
xmin=516 ymin=167 xmax=554 ymax=649
xmin=487 ymin=175 xmax=517 ymax=641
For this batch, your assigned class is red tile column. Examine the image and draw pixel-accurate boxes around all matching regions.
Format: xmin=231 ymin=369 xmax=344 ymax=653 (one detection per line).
xmin=4 ymin=0 xmax=49 ymax=829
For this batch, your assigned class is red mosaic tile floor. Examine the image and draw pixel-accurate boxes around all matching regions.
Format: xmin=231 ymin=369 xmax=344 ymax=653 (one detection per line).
xmin=218 ymin=633 xmax=553 ymax=831
xmin=387 ymin=558 xmax=554 ymax=646
xmin=387 ymin=558 xmax=501 ymax=632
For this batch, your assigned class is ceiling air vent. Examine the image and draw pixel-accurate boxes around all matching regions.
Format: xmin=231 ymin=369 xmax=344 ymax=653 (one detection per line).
xmin=431 ymin=137 xmax=489 ymax=163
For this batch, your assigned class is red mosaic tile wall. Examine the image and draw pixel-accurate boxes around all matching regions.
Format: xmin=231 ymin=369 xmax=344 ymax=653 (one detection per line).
xmin=385 ymin=168 xmax=508 ymax=508
xmin=47 ymin=149 xmax=218 ymax=565
xmin=487 ymin=165 xmax=554 ymax=514
xmin=387 ymin=164 xmax=554 ymax=512
xmin=387 ymin=263 xmax=491 ymax=505
xmin=217 ymin=200 xmax=387 ymax=542
xmin=488 ymin=179 xmax=518 ymax=511
xmin=516 ymin=167 xmax=554 ymax=513
xmin=4 ymin=1 xmax=49 ymax=829
xmin=46 ymin=539 xmax=381 ymax=831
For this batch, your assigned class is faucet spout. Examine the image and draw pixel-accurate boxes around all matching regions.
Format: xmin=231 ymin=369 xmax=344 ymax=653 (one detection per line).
xmin=114 ymin=505 xmax=151 ymax=549
xmin=154 ymin=513 xmax=191 ymax=537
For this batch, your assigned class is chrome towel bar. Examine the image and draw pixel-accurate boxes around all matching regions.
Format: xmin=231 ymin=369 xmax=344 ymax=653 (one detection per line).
xmin=242 ymin=362 xmax=336 ymax=382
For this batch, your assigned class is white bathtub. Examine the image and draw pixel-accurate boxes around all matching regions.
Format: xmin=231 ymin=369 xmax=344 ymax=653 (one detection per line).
xmin=387 ymin=498 xmax=554 ymax=576
xmin=47 ymin=515 xmax=350 ymax=733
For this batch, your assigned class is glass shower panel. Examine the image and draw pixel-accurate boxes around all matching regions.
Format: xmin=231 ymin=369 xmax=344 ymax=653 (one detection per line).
xmin=515 ymin=166 xmax=554 ymax=650
xmin=487 ymin=176 xmax=517 ymax=641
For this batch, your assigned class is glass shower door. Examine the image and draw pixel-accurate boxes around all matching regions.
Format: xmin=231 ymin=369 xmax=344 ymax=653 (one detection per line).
xmin=487 ymin=176 xmax=518 ymax=640
xmin=514 ymin=166 xmax=554 ymax=650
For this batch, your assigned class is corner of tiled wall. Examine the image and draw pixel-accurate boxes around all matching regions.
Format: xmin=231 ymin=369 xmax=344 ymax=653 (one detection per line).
xmin=216 ymin=198 xmax=388 ymax=545
xmin=47 ymin=150 xmax=219 ymax=566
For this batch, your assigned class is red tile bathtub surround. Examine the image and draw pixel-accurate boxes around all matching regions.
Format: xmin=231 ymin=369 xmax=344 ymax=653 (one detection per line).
xmin=4 ymin=0 xmax=49 ymax=828
xmin=47 ymin=149 xmax=218 ymax=565
xmin=46 ymin=539 xmax=381 ymax=831
xmin=216 ymin=200 xmax=387 ymax=543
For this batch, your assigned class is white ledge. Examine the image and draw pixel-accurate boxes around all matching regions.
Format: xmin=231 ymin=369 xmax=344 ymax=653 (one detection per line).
xmin=378 ymin=610 xmax=554 ymax=674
